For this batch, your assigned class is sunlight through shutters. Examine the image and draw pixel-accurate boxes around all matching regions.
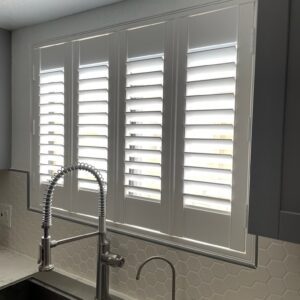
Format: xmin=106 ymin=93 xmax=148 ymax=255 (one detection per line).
xmin=124 ymin=53 xmax=164 ymax=202
xmin=183 ymin=43 xmax=237 ymax=213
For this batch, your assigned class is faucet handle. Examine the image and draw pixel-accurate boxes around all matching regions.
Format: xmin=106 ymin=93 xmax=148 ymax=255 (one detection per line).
xmin=38 ymin=236 xmax=54 ymax=272
xmin=102 ymin=252 xmax=125 ymax=268
xmin=37 ymin=244 xmax=42 ymax=264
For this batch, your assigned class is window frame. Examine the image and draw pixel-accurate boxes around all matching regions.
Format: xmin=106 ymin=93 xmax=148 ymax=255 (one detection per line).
xmin=30 ymin=0 xmax=258 ymax=267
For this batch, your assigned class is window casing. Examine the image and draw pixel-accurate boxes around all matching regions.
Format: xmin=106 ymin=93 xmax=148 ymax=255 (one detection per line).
xmin=31 ymin=0 xmax=257 ymax=265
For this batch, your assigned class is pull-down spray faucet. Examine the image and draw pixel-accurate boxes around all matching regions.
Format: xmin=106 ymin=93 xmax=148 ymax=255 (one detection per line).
xmin=38 ymin=164 xmax=125 ymax=300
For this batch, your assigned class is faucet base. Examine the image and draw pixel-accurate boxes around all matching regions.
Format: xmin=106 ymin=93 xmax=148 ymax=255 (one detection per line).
xmin=39 ymin=264 xmax=54 ymax=272
xmin=94 ymin=297 xmax=112 ymax=300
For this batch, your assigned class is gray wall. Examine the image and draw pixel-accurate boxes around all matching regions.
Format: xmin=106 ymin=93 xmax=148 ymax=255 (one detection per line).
xmin=0 ymin=29 xmax=11 ymax=169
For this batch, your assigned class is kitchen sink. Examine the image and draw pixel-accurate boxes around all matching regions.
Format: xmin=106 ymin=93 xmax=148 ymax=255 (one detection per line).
xmin=0 ymin=272 xmax=123 ymax=300
xmin=0 ymin=279 xmax=76 ymax=300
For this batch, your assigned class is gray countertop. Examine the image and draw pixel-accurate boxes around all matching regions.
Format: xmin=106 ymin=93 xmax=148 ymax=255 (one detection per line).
xmin=0 ymin=246 xmax=37 ymax=288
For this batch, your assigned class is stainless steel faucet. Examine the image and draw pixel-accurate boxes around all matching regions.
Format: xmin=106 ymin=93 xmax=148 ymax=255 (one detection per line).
xmin=38 ymin=163 xmax=125 ymax=300
xmin=136 ymin=256 xmax=176 ymax=300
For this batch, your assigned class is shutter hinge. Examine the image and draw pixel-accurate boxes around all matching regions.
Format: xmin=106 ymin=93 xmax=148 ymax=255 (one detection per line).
xmin=32 ymin=65 xmax=36 ymax=81
xmin=32 ymin=119 xmax=36 ymax=136
xmin=248 ymin=116 xmax=252 ymax=143
xmin=251 ymin=27 xmax=256 ymax=55
xmin=245 ymin=204 xmax=249 ymax=229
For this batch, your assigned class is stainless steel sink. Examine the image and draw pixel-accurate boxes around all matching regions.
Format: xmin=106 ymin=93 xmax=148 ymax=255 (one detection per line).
xmin=0 ymin=279 xmax=75 ymax=300
xmin=0 ymin=272 xmax=123 ymax=300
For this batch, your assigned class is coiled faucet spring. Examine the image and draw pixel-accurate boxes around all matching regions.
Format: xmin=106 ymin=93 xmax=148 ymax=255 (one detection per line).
xmin=42 ymin=163 xmax=105 ymax=233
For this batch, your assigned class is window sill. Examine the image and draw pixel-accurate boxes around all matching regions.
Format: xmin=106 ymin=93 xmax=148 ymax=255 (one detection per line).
xmin=29 ymin=204 xmax=257 ymax=268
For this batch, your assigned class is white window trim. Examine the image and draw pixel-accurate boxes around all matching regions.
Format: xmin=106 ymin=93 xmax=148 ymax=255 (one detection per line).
xmin=30 ymin=0 xmax=258 ymax=267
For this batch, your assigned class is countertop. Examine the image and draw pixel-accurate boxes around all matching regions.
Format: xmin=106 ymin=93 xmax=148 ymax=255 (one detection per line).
xmin=0 ymin=246 xmax=37 ymax=288
xmin=0 ymin=246 xmax=132 ymax=300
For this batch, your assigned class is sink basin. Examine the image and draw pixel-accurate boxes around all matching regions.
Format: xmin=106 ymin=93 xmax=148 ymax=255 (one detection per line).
xmin=0 ymin=279 xmax=75 ymax=300
xmin=0 ymin=272 xmax=123 ymax=300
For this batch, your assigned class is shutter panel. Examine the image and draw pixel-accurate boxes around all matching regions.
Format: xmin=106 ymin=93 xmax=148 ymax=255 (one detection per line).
xmin=32 ymin=43 xmax=72 ymax=211
xmin=184 ymin=42 xmax=237 ymax=213
xmin=125 ymin=53 xmax=164 ymax=202
xmin=39 ymin=67 xmax=65 ymax=185
xmin=72 ymin=35 xmax=111 ymax=217
xmin=172 ymin=7 xmax=240 ymax=247
xmin=121 ymin=22 xmax=169 ymax=232
xmin=174 ymin=4 xmax=255 ymax=253
xmin=78 ymin=62 xmax=109 ymax=191
xmin=38 ymin=44 xmax=68 ymax=187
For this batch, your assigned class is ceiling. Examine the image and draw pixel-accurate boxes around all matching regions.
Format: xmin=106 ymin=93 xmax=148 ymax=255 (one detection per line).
xmin=0 ymin=0 xmax=123 ymax=30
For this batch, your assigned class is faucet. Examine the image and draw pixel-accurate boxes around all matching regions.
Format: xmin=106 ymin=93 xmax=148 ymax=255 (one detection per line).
xmin=136 ymin=256 xmax=176 ymax=300
xmin=38 ymin=163 xmax=125 ymax=300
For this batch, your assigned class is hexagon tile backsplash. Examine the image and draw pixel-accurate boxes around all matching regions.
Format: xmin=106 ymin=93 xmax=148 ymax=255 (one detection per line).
xmin=0 ymin=171 xmax=299 ymax=300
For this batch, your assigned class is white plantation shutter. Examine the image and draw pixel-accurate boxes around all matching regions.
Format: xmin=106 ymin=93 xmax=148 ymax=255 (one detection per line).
xmin=125 ymin=53 xmax=164 ymax=202
xmin=77 ymin=62 xmax=109 ymax=191
xmin=184 ymin=42 xmax=237 ymax=213
xmin=72 ymin=35 xmax=111 ymax=217
xmin=32 ymin=43 xmax=72 ymax=211
xmin=31 ymin=2 xmax=257 ymax=262
xmin=173 ymin=5 xmax=255 ymax=253
xmin=39 ymin=67 xmax=65 ymax=185
xmin=120 ymin=22 xmax=170 ymax=231
xmin=179 ymin=10 xmax=239 ymax=245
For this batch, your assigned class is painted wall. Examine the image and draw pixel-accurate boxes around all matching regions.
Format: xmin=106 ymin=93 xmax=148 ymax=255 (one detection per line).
xmin=0 ymin=29 xmax=11 ymax=169
xmin=0 ymin=171 xmax=300 ymax=299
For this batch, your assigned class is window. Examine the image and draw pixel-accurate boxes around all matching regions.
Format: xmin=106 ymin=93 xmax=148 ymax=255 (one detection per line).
xmin=31 ymin=1 xmax=257 ymax=265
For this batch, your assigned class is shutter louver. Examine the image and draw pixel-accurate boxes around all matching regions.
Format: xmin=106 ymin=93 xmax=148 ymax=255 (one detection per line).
xmin=39 ymin=67 xmax=65 ymax=185
xmin=184 ymin=43 xmax=237 ymax=213
xmin=125 ymin=54 xmax=164 ymax=202
xmin=78 ymin=62 xmax=109 ymax=191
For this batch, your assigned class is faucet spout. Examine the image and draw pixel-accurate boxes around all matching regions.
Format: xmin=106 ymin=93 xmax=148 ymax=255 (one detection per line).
xmin=38 ymin=163 xmax=125 ymax=300
xmin=136 ymin=256 xmax=176 ymax=300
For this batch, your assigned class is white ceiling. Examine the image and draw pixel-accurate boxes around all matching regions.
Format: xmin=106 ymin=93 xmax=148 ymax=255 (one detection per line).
xmin=0 ymin=0 xmax=123 ymax=30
